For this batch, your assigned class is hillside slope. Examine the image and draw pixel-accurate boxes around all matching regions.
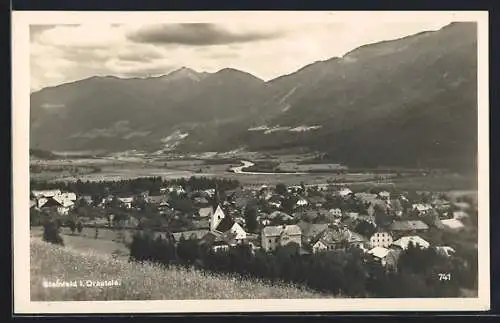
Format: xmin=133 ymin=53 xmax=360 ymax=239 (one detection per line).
xmin=30 ymin=239 xmax=322 ymax=301
xmin=30 ymin=67 xmax=275 ymax=152
xmin=180 ymin=22 xmax=478 ymax=170
xmin=30 ymin=22 xmax=477 ymax=170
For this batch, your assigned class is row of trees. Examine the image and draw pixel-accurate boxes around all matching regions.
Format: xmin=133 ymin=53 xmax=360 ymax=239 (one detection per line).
xmin=127 ymin=231 xmax=477 ymax=298
xmin=30 ymin=176 xmax=240 ymax=199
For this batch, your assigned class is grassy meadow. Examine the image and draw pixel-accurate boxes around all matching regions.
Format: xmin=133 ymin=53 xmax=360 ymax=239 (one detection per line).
xmin=30 ymin=238 xmax=325 ymax=301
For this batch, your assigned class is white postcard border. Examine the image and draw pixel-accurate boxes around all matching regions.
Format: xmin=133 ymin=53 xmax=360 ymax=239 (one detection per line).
xmin=12 ymin=10 xmax=490 ymax=313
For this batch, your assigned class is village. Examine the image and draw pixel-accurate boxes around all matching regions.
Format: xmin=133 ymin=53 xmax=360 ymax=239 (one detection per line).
xmin=30 ymin=177 xmax=478 ymax=277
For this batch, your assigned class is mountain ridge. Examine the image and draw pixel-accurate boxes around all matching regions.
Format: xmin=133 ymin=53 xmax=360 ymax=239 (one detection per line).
xmin=30 ymin=22 xmax=478 ymax=170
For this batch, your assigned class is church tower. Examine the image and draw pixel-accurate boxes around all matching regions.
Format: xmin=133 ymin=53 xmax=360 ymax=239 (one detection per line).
xmin=210 ymin=183 xmax=225 ymax=231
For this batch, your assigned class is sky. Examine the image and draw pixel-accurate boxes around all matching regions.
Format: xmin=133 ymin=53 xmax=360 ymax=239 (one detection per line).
xmin=30 ymin=21 xmax=454 ymax=92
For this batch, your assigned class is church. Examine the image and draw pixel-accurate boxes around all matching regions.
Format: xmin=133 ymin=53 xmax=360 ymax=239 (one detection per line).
xmin=210 ymin=204 xmax=247 ymax=241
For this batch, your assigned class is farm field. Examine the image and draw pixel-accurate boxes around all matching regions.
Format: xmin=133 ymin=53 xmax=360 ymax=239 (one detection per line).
xmin=31 ymin=227 xmax=132 ymax=260
xmin=30 ymin=154 xmax=477 ymax=192
xmin=30 ymin=238 xmax=325 ymax=301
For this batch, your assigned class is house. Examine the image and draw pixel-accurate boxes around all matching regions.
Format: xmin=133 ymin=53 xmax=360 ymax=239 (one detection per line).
xmin=118 ymin=197 xmax=134 ymax=209
xmin=347 ymin=231 xmax=368 ymax=249
xmin=268 ymin=211 xmax=294 ymax=222
xmin=173 ymin=229 xmax=210 ymax=244
xmin=329 ymin=208 xmax=342 ymax=218
xmin=390 ymin=220 xmax=429 ymax=234
xmin=203 ymin=188 xmax=216 ymax=197
xmin=146 ymin=195 xmax=168 ymax=206
xmin=308 ymin=195 xmax=327 ymax=208
xmin=99 ymin=195 xmax=115 ymax=208
xmin=261 ymin=225 xmax=302 ymax=252
xmin=79 ymin=195 xmax=94 ymax=206
xmin=297 ymin=221 xmax=329 ymax=245
xmin=211 ymin=241 xmax=231 ymax=252
xmin=378 ymin=191 xmax=391 ymax=200
xmin=192 ymin=217 xmax=210 ymax=230
xmin=437 ymin=218 xmax=465 ymax=232
xmin=367 ymin=246 xmax=390 ymax=262
xmin=38 ymin=195 xmax=75 ymax=215
xmin=159 ymin=207 xmax=176 ymax=217
xmin=197 ymin=207 xmax=214 ymax=219
xmin=355 ymin=192 xmax=379 ymax=204
xmin=436 ymin=246 xmax=456 ymax=257
xmin=412 ymin=203 xmax=434 ymax=216
xmin=268 ymin=194 xmax=284 ymax=208
xmin=60 ymin=192 xmax=77 ymax=202
xmin=287 ymin=185 xmax=304 ymax=194
xmin=200 ymin=230 xmax=241 ymax=250
xmin=169 ymin=185 xmax=186 ymax=195
xmin=311 ymin=226 xmax=352 ymax=253
xmin=392 ymin=235 xmax=430 ymax=250
xmin=31 ymin=189 xmax=62 ymax=199
xmin=193 ymin=197 xmax=210 ymax=206
xmin=37 ymin=197 xmax=49 ymax=209
xmin=258 ymin=213 xmax=272 ymax=226
xmin=369 ymin=231 xmax=393 ymax=248
xmin=357 ymin=214 xmax=376 ymax=226
xmin=367 ymin=247 xmax=401 ymax=270
xmin=338 ymin=187 xmax=353 ymax=198
xmin=453 ymin=202 xmax=471 ymax=211
xmin=293 ymin=209 xmax=323 ymax=222
xmin=340 ymin=216 xmax=358 ymax=229
xmin=295 ymin=197 xmax=309 ymax=208
xmin=432 ymin=199 xmax=451 ymax=211
xmin=453 ymin=211 xmax=469 ymax=220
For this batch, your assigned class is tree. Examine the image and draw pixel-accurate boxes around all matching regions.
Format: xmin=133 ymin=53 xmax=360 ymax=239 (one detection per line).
xmin=176 ymin=237 xmax=199 ymax=266
xmin=30 ymin=209 xmax=44 ymax=227
xmin=244 ymin=203 xmax=259 ymax=233
xmin=68 ymin=218 xmax=76 ymax=234
xmin=275 ymin=183 xmax=287 ymax=196
xmin=354 ymin=220 xmax=376 ymax=238
xmin=76 ymin=221 xmax=83 ymax=234
xmin=374 ymin=204 xmax=391 ymax=228
xmin=42 ymin=218 xmax=64 ymax=246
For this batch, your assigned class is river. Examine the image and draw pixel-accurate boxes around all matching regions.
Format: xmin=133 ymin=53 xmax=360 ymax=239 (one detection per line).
xmin=229 ymin=160 xmax=308 ymax=175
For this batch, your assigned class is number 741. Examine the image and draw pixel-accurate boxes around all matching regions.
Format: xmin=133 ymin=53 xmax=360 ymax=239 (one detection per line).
xmin=438 ymin=273 xmax=451 ymax=281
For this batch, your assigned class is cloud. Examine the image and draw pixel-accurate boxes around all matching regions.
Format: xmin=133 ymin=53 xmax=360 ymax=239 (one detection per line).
xmin=38 ymin=24 xmax=125 ymax=48
xmin=30 ymin=25 xmax=59 ymax=40
xmin=116 ymin=49 xmax=165 ymax=62
xmin=126 ymin=23 xmax=284 ymax=46
xmin=30 ymin=21 xmax=454 ymax=91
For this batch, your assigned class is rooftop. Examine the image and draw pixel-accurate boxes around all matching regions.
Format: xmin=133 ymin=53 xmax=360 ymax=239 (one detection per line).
xmin=392 ymin=235 xmax=430 ymax=250
xmin=262 ymin=225 xmax=301 ymax=237
xmin=390 ymin=220 xmax=429 ymax=231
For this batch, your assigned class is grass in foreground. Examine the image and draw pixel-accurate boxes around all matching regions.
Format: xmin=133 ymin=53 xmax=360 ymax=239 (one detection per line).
xmin=30 ymin=238 xmax=325 ymax=301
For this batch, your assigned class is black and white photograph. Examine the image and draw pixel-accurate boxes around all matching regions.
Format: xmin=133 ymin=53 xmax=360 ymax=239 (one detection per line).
xmin=12 ymin=11 xmax=489 ymax=313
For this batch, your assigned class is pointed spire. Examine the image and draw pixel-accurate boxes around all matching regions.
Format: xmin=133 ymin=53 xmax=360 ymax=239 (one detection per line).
xmin=212 ymin=182 xmax=221 ymax=212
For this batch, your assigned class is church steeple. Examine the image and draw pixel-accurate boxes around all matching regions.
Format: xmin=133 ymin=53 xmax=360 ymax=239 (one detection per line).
xmin=212 ymin=182 xmax=221 ymax=211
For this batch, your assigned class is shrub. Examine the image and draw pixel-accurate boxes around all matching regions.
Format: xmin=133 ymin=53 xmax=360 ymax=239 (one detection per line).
xmin=68 ymin=218 xmax=76 ymax=234
xmin=42 ymin=218 xmax=64 ymax=246
xmin=76 ymin=221 xmax=83 ymax=234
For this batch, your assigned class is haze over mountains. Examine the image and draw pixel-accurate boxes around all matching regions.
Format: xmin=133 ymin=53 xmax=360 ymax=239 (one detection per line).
xmin=30 ymin=22 xmax=477 ymax=170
